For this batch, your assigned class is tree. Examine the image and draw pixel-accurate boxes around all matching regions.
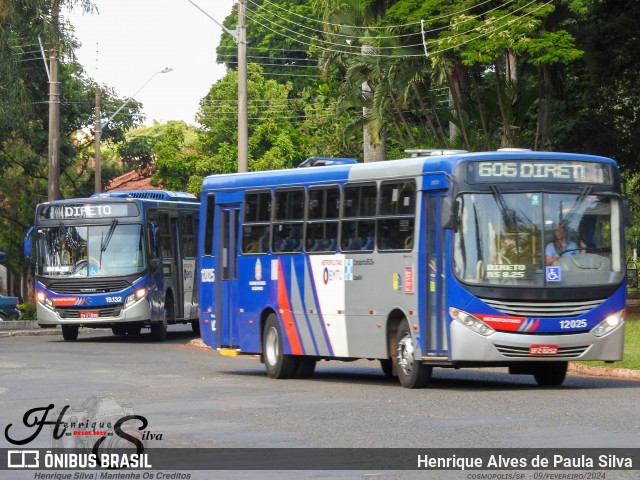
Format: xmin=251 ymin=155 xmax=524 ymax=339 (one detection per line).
xmin=195 ymin=64 xmax=305 ymax=180
xmin=0 ymin=0 xmax=140 ymax=298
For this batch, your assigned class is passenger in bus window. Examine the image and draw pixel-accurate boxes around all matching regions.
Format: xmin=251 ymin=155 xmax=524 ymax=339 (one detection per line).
xmin=545 ymin=224 xmax=579 ymax=265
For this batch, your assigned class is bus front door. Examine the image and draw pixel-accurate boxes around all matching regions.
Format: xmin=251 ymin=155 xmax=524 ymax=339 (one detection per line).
xmin=426 ymin=193 xmax=448 ymax=357
xmin=216 ymin=205 xmax=240 ymax=348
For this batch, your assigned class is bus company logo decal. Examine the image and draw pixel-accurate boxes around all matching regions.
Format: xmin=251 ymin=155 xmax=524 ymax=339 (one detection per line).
xmin=4 ymin=396 xmax=163 ymax=466
xmin=250 ymin=259 xmax=266 ymax=291
xmin=53 ymin=296 xmax=86 ymax=307
xmin=475 ymin=313 xmax=539 ymax=332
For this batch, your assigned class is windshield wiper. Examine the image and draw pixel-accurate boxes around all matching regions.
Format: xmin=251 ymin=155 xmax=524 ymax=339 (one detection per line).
xmin=101 ymin=219 xmax=118 ymax=252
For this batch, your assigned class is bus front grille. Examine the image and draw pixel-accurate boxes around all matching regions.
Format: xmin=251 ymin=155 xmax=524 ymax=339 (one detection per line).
xmin=47 ymin=280 xmax=131 ymax=294
xmin=495 ymin=344 xmax=590 ymax=358
xmin=480 ymin=298 xmax=605 ymax=318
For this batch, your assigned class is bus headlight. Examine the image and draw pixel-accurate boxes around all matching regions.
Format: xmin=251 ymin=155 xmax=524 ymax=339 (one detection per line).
xmin=36 ymin=292 xmax=54 ymax=309
xmin=125 ymin=288 xmax=146 ymax=307
xmin=450 ymin=307 xmax=495 ymax=336
xmin=591 ymin=310 xmax=625 ymax=337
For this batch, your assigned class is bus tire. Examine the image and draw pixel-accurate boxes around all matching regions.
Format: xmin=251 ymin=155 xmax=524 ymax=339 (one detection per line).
xmin=263 ymin=313 xmax=297 ymax=379
xmin=533 ymin=361 xmax=568 ymax=387
xmin=61 ymin=325 xmax=79 ymax=341
xmin=294 ymin=357 xmax=317 ymax=379
xmin=112 ymin=325 xmax=127 ymax=335
xmin=191 ymin=320 xmax=200 ymax=335
xmin=151 ymin=298 xmax=172 ymax=342
xmin=126 ymin=324 xmax=142 ymax=335
xmin=396 ymin=319 xmax=432 ymax=389
xmin=380 ymin=358 xmax=395 ymax=378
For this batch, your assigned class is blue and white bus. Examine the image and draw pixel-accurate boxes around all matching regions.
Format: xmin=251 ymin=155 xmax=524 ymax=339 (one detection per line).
xmin=26 ymin=190 xmax=200 ymax=341
xmin=197 ymin=151 xmax=628 ymax=388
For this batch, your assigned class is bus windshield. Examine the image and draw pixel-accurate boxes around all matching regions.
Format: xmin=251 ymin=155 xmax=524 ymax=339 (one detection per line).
xmin=453 ymin=192 xmax=624 ymax=287
xmin=36 ymin=223 xmax=146 ymax=278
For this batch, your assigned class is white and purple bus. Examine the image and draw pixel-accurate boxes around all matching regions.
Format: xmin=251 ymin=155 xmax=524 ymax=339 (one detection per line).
xmin=26 ymin=190 xmax=200 ymax=341
xmin=198 ymin=151 xmax=628 ymax=388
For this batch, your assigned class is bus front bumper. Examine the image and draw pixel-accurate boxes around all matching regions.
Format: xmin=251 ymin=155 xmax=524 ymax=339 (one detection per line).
xmin=449 ymin=321 xmax=624 ymax=363
xmin=36 ymin=299 xmax=151 ymax=327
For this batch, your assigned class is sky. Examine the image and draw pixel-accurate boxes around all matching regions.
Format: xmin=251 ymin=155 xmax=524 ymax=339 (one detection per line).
xmin=66 ymin=0 xmax=236 ymax=126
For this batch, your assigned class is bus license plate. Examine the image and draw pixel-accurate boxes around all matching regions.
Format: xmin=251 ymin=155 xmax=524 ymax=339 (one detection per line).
xmin=80 ymin=311 xmax=99 ymax=319
xmin=529 ymin=344 xmax=559 ymax=355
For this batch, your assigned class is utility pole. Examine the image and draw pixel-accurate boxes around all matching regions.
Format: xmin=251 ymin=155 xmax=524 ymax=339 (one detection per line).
xmin=237 ymin=0 xmax=248 ymax=173
xmin=94 ymin=86 xmax=102 ymax=193
xmin=185 ymin=0 xmax=246 ymax=172
xmin=47 ymin=0 xmax=61 ymax=200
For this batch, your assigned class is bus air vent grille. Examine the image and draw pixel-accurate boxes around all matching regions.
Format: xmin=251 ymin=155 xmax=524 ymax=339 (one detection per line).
xmin=480 ymin=298 xmax=605 ymax=318
xmin=495 ymin=344 xmax=589 ymax=358
xmin=48 ymin=280 xmax=131 ymax=294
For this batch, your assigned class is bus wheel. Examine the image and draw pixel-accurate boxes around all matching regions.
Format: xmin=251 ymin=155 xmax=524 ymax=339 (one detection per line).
xmin=191 ymin=320 xmax=200 ymax=335
xmin=380 ymin=358 xmax=395 ymax=379
xmin=533 ymin=362 xmax=568 ymax=387
xmin=294 ymin=357 xmax=317 ymax=379
xmin=263 ymin=313 xmax=297 ymax=379
xmin=151 ymin=299 xmax=172 ymax=342
xmin=112 ymin=325 xmax=127 ymax=335
xmin=396 ymin=319 xmax=432 ymax=389
xmin=126 ymin=324 xmax=142 ymax=335
xmin=61 ymin=325 xmax=79 ymax=341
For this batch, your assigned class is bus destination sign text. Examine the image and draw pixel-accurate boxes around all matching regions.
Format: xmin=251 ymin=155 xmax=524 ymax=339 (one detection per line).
xmin=38 ymin=203 xmax=137 ymax=220
xmin=467 ymin=160 xmax=610 ymax=184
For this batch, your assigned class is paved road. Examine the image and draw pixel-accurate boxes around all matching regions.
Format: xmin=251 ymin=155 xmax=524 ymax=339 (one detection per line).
xmin=1 ymin=327 xmax=639 ymax=479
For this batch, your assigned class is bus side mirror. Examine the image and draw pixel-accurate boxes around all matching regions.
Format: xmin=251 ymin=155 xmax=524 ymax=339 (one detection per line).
xmin=441 ymin=197 xmax=457 ymax=230
xmin=24 ymin=226 xmax=34 ymax=266
xmin=150 ymin=258 xmax=161 ymax=270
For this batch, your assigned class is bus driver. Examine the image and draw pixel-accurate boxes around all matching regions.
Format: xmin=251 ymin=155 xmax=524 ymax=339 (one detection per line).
xmin=545 ymin=224 xmax=579 ymax=265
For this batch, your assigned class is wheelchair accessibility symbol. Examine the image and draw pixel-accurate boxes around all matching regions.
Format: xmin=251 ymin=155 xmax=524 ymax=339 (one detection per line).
xmin=546 ymin=266 xmax=561 ymax=282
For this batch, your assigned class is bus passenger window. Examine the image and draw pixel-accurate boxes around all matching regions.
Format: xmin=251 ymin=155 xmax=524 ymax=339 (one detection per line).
xmin=306 ymin=186 xmax=339 ymax=253
xmin=242 ymin=191 xmax=271 ymax=254
xmin=158 ymin=213 xmax=172 ymax=259
xmin=181 ymin=213 xmax=196 ymax=258
xmin=203 ymin=194 xmax=215 ymax=256
xmin=273 ymin=188 xmax=304 ymax=254
xmin=378 ymin=180 xmax=416 ymax=251
xmin=341 ymin=184 xmax=376 ymax=252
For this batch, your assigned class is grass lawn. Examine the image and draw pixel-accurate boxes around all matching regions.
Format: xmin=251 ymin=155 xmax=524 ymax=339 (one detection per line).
xmin=581 ymin=314 xmax=640 ymax=370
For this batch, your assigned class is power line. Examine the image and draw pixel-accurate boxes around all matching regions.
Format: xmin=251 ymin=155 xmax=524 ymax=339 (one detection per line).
xmin=245 ymin=4 xmax=425 ymax=50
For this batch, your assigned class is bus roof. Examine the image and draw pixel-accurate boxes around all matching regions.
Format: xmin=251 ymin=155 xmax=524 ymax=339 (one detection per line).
xmin=201 ymin=150 xmax=617 ymax=192
xmin=90 ymin=190 xmax=198 ymax=202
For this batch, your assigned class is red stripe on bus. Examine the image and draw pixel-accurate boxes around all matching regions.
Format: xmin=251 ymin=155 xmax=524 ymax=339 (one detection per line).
xmin=277 ymin=260 xmax=303 ymax=355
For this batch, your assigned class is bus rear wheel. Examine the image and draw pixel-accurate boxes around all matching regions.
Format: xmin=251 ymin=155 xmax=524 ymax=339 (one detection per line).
xmin=396 ymin=319 xmax=432 ymax=388
xmin=532 ymin=361 xmax=568 ymax=386
xmin=263 ymin=314 xmax=297 ymax=379
xmin=61 ymin=325 xmax=79 ymax=341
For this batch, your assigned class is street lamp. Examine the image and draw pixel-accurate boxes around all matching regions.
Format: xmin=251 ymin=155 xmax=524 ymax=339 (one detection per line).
xmin=94 ymin=67 xmax=174 ymax=193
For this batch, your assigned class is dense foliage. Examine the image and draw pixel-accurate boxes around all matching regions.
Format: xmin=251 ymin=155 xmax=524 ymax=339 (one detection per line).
xmin=3 ymin=0 xmax=640 ymax=295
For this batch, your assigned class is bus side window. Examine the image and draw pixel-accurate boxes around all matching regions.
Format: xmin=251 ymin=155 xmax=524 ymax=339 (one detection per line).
xmin=181 ymin=213 xmax=196 ymax=258
xmin=158 ymin=212 xmax=172 ymax=259
xmin=306 ymin=186 xmax=339 ymax=253
xmin=242 ymin=191 xmax=271 ymax=254
xmin=273 ymin=188 xmax=304 ymax=253
xmin=203 ymin=194 xmax=215 ymax=256
xmin=378 ymin=180 xmax=416 ymax=251
xmin=341 ymin=183 xmax=376 ymax=252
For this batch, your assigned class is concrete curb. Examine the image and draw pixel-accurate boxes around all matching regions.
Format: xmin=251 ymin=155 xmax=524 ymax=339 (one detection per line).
xmin=3 ymin=329 xmax=639 ymax=381
xmin=0 ymin=320 xmax=39 ymax=331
